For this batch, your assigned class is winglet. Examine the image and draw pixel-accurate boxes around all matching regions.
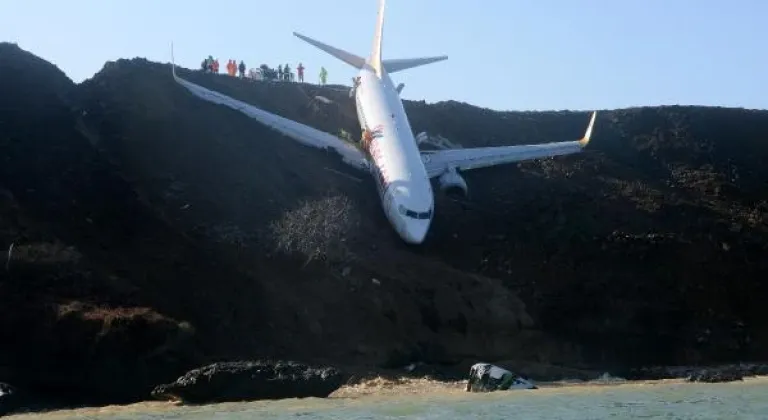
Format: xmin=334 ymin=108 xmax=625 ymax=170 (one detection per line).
xmin=578 ymin=111 xmax=597 ymax=147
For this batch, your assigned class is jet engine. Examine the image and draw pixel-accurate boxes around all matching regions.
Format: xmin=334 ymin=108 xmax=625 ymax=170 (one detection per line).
xmin=438 ymin=166 xmax=468 ymax=197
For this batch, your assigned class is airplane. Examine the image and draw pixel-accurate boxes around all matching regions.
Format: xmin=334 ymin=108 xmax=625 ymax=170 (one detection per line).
xmin=170 ymin=0 xmax=597 ymax=245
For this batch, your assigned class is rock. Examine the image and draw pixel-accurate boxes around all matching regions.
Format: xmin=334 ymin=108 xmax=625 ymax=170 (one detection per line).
xmin=686 ymin=367 xmax=744 ymax=383
xmin=466 ymin=363 xmax=537 ymax=392
xmin=0 ymin=382 xmax=20 ymax=416
xmin=488 ymin=360 xmax=605 ymax=382
xmin=0 ymin=382 xmax=13 ymax=396
xmin=150 ymin=361 xmax=347 ymax=404
xmin=625 ymin=363 xmax=768 ymax=383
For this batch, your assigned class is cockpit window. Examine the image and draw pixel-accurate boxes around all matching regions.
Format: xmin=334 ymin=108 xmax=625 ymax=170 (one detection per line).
xmin=398 ymin=205 xmax=432 ymax=220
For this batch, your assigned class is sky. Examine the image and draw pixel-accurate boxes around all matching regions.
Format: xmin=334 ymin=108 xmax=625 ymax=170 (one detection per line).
xmin=2 ymin=0 xmax=767 ymax=111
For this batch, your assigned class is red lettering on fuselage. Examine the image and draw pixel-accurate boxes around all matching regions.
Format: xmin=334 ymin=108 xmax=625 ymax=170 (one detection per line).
xmin=361 ymin=122 xmax=391 ymax=189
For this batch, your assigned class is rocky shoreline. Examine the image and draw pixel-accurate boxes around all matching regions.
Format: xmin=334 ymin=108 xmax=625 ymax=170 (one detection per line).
xmin=624 ymin=362 xmax=768 ymax=383
xmin=3 ymin=360 xmax=768 ymax=415
xmin=150 ymin=360 xmax=348 ymax=404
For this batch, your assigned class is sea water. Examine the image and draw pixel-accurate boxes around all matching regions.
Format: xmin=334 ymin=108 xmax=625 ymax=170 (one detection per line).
xmin=9 ymin=377 xmax=768 ymax=419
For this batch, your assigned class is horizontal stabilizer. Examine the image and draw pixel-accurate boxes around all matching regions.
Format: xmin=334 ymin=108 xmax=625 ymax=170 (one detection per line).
xmin=383 ymin=56 xmax=448 ymax=73
xmin=293 ymin=32 xmax=366 ymax=69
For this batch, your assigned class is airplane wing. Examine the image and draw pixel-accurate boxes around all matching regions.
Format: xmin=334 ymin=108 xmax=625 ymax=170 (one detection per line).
xmin=420 ymin=111 xmax=597 ymax=177
xmin=170 ymin=48 xmax=369 ymax=171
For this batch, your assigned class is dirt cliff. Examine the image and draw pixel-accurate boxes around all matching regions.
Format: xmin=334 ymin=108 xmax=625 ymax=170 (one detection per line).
xmin=1 ymin=43 xmax=767 ymax=405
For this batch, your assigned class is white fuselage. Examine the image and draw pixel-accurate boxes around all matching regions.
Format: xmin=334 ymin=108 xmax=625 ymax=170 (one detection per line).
xmin=353 ymin=66 xmax=434 ymax=244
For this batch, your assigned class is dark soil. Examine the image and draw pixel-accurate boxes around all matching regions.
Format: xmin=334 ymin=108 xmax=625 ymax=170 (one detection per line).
xmin=1 ymin=42 xmax=767 ymax=408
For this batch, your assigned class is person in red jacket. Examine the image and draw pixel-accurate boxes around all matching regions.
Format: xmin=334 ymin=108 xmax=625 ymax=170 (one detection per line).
xmin=212 ymin=59 xmax=219 ymax=74
xmin=297 ymin=62 xmax=305 ymax=82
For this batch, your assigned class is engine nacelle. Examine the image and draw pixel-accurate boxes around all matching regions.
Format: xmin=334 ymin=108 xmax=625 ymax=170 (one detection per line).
xmin=438 ymin=167 xmax=469 ymax=197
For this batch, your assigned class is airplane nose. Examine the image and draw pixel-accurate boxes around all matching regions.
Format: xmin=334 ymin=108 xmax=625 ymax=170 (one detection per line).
xmin=402 ymin=218 xmax=430 ymax=244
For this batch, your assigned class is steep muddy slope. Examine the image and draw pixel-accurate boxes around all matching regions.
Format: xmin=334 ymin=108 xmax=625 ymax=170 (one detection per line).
xmin=2 ymin=43 xmax=768 ymax=407
xmin=159 ymin=62 xmax=768 ymax=368
xmin=75 ymin=58 xmax=552 ymax=369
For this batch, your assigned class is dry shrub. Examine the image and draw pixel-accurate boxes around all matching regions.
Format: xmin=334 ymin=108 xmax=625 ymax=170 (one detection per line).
xmin=269 ymin=194 xmax=360 ymax=263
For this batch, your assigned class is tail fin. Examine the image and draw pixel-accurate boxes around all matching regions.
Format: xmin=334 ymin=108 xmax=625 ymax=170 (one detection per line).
xmin=293 ymin=32 xmax=366 ymax=69
xmin=383 ymin=56 xmax=448 ymax=74
xmin=295 ymin=1 xmax=440 ymax=77
xmin=370 ymin=0 xmax=386 ymax=76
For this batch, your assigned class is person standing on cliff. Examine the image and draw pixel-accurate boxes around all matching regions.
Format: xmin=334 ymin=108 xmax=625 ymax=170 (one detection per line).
xmin=319 ymin=66 xmax=327 ymax=85
xmin=226 ymin=59 xmax=234 ymax=76
xmin=297 ymin=62 xmax=305 ymax=82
